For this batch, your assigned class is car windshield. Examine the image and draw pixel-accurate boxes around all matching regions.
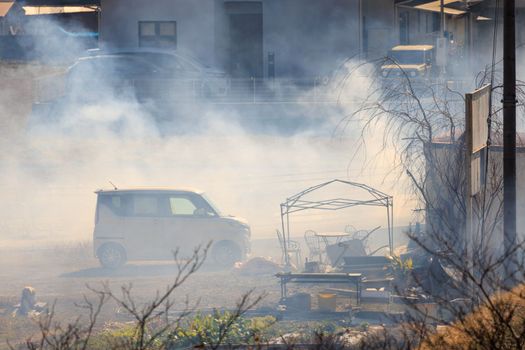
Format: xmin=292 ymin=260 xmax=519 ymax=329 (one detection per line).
xmin=69 ymin=56 xmax=158 ymax=79
xmin=201 ymin=193 xmax=222 ymax=216
xmin=388 ymin=50 xmax=426 ymax=65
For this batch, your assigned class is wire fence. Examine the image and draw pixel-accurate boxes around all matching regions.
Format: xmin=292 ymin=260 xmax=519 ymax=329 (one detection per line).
xmin=32 ymin=75 xmax=353 ymax=105
xmin=32 ymin=73 xmax=474 ymax=106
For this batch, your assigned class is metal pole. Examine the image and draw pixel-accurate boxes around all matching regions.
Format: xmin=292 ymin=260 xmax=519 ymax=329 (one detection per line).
xmin=503 ymin=0 xmax=517 ymax=283
xmin=358 ymin=0 xmax=363 ymax=60
xmin=387 ymin=199 xmax=392 ymax=254
xmin=390 ymin=197 xmax=394 ymax=252
xmin=440 ymin=0 xmax=445 ymax=35
xmin=280 ymin=204 xmax=289 ymax=267
xmin=465 ymin=92 xmax=474 ymax=280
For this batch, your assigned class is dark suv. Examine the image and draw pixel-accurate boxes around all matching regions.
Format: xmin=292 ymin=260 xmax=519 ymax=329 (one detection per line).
xmin=65 ymin=49 xmax=228 ymax=102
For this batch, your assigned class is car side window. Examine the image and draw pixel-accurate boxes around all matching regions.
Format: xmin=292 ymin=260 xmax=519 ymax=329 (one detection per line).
xmin=132 ymin=195 xmax=160 ymax=217
xmin=99 ymin=194 xmax=125 ymax=216
xmin=112 ymin=57 xmax=158 ymax=75
xmin=147 ymin=54 xmax=199 ymax=72
xmin=169 ymin=196 xmax=197 ymax=216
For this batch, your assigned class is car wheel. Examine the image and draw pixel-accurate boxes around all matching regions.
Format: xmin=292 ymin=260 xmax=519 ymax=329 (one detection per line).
xmin=212 ymin=241 xmax=242 ymax=268
xmin=98 ymin=243 xmax=126 ymax=269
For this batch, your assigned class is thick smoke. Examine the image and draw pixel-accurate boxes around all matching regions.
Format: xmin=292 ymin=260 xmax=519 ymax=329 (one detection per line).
xmin=0 ymin=11 xmax=436 ymax=249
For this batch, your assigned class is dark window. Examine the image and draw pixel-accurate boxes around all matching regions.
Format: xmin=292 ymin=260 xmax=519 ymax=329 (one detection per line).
xmin=139 ymin=21 xmax=177 ymax=49
xmin=107 ymin=57 xmax=158 ymax=75
xmin=98 ymin=194 xmax=125 ymax=216
xmin=399 ymin=11 xmax=409 ymax=44
xmin=425 ymin=12 xmax=440 ymax=33
xmin=432 ymin=13 xmax=440 ymax=33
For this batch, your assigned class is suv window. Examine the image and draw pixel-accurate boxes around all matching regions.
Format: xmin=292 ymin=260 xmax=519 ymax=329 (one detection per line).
xmin=169 ymin=196 xmax=197 ymax=215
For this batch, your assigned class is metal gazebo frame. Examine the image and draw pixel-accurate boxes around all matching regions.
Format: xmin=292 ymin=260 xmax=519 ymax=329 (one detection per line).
xmin=280 ymin=179 xmax=394 ymax=267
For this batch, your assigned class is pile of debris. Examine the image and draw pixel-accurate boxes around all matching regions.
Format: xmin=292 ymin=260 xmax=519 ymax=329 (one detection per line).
xmin=12 ymin=286 xmax=48 ymax=317
xmin=234 ymin=257 xmax=282 ymax=275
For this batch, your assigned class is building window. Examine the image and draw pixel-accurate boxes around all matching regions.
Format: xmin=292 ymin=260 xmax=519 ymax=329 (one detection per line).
xmin=432 ymin=13 xmax=440 ymax=33
xmin=139 ymin=21 xmax=177 ymax=49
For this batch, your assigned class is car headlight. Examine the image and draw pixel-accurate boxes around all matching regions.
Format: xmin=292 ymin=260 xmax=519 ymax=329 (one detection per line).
xmin=410 ymin=71 xmax=417 ymax=77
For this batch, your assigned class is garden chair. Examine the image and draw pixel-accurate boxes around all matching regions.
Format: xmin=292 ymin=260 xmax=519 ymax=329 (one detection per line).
xmin=304 ymin=229 xmax=323 ymax=262
xmin=276 ymin=229 xmax=302 ymax=268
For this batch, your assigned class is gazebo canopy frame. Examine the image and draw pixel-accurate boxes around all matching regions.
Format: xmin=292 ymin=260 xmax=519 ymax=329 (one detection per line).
xmin=280 ymin=179 xmax=394 ymax=267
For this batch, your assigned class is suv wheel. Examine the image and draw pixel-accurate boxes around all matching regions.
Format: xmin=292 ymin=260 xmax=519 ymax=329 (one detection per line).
xmin=212 ymin=241 xmax=242 ymax=268
xmin=98 ymin=243 xmax=126 ymax=269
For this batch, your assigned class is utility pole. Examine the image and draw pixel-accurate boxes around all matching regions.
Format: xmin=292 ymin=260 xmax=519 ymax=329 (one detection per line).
xmin=503 ymin=0 xmax=517 ymax=284
xmin=440 ymin=0 xmax=445 ymax=35
xmin=437 ymin=0 xmax=447 ymax=76
xmin=358 ymin=0 xmax=363 ymax=61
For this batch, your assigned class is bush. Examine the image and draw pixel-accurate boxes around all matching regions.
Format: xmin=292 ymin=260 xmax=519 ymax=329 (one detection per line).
xmin=89 ymin=313 xmax=276 ymax=349
xmin=169 ymin=312 xmax=275 ymax=348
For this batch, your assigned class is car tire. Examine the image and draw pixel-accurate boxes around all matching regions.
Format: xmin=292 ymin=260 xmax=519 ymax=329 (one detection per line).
xmin=98 ymin=243 xmax=127 ymax=269
xmin=212 ymin=240 xmax=242 ymax=268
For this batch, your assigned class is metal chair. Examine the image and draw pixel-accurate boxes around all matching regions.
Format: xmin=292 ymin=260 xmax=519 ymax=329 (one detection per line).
xmin=276 ymin=229 xmax=302 ymax=268
xmin=304 ymin=229 xmax=323 ymax=262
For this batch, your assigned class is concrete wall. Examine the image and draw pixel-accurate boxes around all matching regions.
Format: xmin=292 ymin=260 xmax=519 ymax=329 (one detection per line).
xmin=362 ymin=0 xmax=397 ymax=58
xmin=100 ymin=0 xmax=396 ymax=77
xmin=261 ymin=0 xmax=360 ymax=77
xmin=100 ymin=0 xmax=216 ymax=66
xmin=427 ymin=142 xmax=525 ymax=255
xmin=398 ymin=7 xmax=440 ymax=45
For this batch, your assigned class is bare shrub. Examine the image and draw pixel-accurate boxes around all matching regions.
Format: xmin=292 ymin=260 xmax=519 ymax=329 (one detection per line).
xmin=338 ymin=58 xmax=525 ymax=349
xmin=9 ymin=244 xmax=266 ymax=350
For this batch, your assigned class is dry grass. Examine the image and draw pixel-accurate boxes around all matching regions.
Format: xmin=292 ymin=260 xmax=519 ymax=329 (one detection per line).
xmin=0 ymin=306 xmax=39 ymax=350
xmin=421 ymin=284 xmax=525 ymax=350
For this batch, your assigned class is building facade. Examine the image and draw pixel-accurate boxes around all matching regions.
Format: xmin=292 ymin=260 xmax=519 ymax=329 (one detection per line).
xmin=100 ymin=0 xmax=397 ymax=78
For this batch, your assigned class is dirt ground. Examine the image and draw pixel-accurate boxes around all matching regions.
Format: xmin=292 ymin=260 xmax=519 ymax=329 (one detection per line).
xmin=0 ymin=238 xmax=284 ymax=346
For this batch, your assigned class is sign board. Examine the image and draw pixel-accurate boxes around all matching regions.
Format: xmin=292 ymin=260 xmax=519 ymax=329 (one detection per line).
xmin=465 ymin=84 xmax=490 ymax=196
xmin=466 ymin=84 xmax=491 ymax=154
